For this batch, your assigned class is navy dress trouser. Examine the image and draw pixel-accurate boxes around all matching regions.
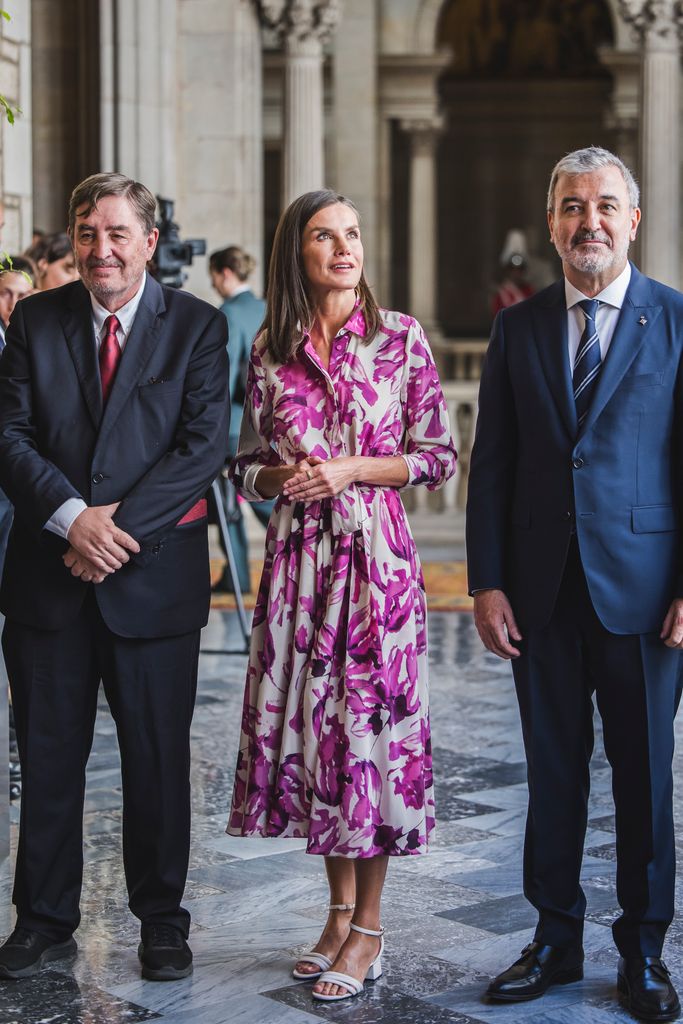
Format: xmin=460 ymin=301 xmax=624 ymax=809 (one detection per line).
xmin=511 ymin=538 xmax=681 ymax=956
xmin=2 ymin=591 xmax=199 ymax=942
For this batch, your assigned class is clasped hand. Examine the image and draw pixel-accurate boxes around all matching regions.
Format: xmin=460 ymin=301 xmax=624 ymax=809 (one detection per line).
xmin=282 ymin=455 xmax=358 ymax=501
xmin=62 ymin=503 xmax=140 ymax=584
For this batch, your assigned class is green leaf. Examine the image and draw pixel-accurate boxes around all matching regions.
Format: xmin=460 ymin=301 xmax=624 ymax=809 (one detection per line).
xmin=0 ymin=11 xmax=10 ymax=21
xmin=0 ymin=95 xmax=19 ymax=125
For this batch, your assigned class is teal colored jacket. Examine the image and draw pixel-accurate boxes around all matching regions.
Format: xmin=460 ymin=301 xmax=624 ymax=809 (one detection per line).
xmin=220 ymin=289 xmax=266 ymax=445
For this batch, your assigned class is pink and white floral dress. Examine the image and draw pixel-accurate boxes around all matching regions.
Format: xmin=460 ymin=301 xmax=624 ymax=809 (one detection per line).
xmin=227 ymin=306 xmax=456 ymax=857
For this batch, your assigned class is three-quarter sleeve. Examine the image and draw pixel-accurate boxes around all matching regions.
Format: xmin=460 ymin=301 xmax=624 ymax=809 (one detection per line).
xmin=400 ymin=319 xmax=457 ymax=490
xmin=229 ymin=346 xmax=281 ymax=500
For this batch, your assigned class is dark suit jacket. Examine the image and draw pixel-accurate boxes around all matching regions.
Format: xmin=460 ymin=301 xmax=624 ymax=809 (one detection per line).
xmin=0 ymin=275 xmax=230 ymax=638
xmin=466 ymin=263 xmax=683 ymax=635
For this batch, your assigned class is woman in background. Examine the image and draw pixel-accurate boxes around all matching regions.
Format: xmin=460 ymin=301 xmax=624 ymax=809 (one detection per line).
xmin=25 ymin=232 xmax=79 ymax=290
xmin=227 ymin=190 xmax=456 ymax=1002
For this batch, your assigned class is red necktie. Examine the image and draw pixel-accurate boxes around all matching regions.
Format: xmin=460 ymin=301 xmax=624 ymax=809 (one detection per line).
xmin=96 ymin=312 xmax=208 ymax=526
xmin=100 ymin=314 xmax=122 ymax=405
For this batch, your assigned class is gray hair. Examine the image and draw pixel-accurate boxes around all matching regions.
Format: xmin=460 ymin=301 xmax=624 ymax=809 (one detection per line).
xmin=547 ymin=146 xmax=640 ymax=213
xmin=68 ymin=172 xmax=157 ymax=235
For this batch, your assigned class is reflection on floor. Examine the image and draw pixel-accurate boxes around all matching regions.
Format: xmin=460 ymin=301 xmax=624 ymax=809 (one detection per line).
xmin=0 ymin=609 xmax=682 ymax=1024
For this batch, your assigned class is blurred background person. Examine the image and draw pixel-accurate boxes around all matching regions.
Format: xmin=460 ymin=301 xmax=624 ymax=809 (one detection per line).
xmin=491 ymin=229 xmax=535 ymax=315
xmin=209 ymin=245 xmax=273 ymax=593
xmin=25 ymin=232 xmax=79 ymax=291
xmin=0 ymin=257 xmax=37 ymax=343
xmin=0 ymin=251 xmax=34 ymax=802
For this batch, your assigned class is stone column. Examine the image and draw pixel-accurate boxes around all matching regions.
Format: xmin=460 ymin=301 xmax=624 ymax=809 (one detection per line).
xmin=0 ymin=2 xmax=32 ymax=251
xmin=618 ymin=1 xmax=683 ymax=287
xmin=333 ymin=0 xmax=378 ymax=289
xmin=99 ymin=0 xmax=178 ymax=198
xmin=401 ymin=118 xmax=441 ymax=335
xmin=255 ymin=0 xmax=343 ymax=206
xmin=177 ymin=0 xmax=265 ymax=300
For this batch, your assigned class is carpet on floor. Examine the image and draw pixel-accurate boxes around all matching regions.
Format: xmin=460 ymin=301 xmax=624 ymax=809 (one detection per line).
xmin=210 ymin=558 xmax=472 ymax=612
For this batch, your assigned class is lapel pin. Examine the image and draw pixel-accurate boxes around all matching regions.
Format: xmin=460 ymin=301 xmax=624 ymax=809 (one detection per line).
xmin=638 ymin=316 xmax=648 ymax=326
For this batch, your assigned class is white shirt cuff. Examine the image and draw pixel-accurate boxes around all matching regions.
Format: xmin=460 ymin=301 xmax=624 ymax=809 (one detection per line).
xmin=242 ymin=463 xmax=267 ymax=501
xmin=45 ymin=498 xmax=88 ymax=539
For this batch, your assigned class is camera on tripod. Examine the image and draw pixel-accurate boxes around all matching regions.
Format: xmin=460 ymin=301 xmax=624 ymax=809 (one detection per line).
xmin=153 ymin=197 xmax=206 ymax=289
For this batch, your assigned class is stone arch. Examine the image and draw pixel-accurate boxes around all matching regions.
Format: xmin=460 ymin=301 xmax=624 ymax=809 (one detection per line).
xmin=415 ymin=0 xmax=633 ymax=59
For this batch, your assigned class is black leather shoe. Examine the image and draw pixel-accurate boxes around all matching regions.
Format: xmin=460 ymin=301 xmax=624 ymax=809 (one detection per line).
xmin=486 ymin=941 xmax=584 ymax=1002
xmin=0 ymin=927 xmax=77 ymax=979
xmin=618 ymin=956 xmax=681 ymax=1022
xmin=138 ymin=923 xmax=193 ymax=981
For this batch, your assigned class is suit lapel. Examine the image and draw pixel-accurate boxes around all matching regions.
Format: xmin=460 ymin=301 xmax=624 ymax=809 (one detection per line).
xmin=531 ymin=281 xmax=578 ymax=440
xmin=98 ymin=275 xmax=166 ymax=441
xmin=580 ymin=264 xmax=662 ymax=437
xmin=60 ymin=282 xmax=102 ymax=428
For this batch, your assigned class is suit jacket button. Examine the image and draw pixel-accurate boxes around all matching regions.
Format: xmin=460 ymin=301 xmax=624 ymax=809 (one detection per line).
xmin=92 ymin=472 xmax=104 ymax=484
xmin=572 ymin=457 xmax=584 ymax=469
xmin=564 ymin=511 xmax=573 ymax=520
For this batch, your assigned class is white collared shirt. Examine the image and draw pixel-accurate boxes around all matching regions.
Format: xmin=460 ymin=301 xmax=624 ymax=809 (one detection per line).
xmin=45 ymin=273 xmax=148 ymax=539
xmin=565 ymin=262 xmax=631 ymax=367
xmin=90 ymin=272 xmax=147 ymax=352
xmin=227 ymin=283 xmax=250 ymax=299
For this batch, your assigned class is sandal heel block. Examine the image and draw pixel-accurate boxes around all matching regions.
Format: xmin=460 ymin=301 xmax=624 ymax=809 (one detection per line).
xmin=366 ymin=955 xmax=382 ymax=981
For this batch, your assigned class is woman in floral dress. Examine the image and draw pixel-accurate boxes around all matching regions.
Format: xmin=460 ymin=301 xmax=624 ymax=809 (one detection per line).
xmin=227 ymin=190 xmax=456 ymax=1000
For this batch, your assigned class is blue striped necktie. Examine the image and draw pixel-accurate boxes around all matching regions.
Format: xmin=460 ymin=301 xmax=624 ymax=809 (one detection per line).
xmin=573 ymin=299 xmax=601 ymax=428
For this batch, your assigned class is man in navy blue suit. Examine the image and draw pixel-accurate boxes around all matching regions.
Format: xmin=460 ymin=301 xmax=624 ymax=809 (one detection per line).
xmin=467 ymin=147 xmax=683 ymax=1022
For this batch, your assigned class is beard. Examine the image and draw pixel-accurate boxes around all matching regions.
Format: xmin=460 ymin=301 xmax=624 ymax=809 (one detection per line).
xmin=556 ymin=230 xmax=630 ymax=276
xmin=75 ymin=256 xmax=128 ymax=300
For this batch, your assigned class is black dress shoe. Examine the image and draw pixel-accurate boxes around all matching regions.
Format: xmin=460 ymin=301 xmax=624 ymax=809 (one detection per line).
xmin=486 ymin=941 xmax=584 ymax=1002
xmin=138 ymin=923 xmax=193 ymax=981
xmin=618 ymin=956 xmax=681 ymax=1022
xmin=0 ymin=927 xmax=77 ymax=979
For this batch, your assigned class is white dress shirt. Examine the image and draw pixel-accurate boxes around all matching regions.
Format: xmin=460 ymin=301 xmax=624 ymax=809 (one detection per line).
xmin=565 ymin=262 xmax=631 ymax=367
xmin=45 ymin=274 xmax=148 ymax=539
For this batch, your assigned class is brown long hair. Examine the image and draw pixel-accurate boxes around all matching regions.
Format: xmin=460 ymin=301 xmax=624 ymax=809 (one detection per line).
xmin=262 ymin=189 xmax=381 ymax=364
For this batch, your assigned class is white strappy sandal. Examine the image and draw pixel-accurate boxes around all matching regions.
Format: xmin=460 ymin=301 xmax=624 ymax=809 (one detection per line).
xmin=312 ymin=922 xmax=384 ymax=1001
xmin=291 ymin=903 xmax=356 ymax=980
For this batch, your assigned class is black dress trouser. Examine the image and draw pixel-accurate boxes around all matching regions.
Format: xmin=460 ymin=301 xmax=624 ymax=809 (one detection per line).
xmin=2 ymin=591 xmax=200 ymax=941
xmin=511 ymin=539 xmax=682 ymax=957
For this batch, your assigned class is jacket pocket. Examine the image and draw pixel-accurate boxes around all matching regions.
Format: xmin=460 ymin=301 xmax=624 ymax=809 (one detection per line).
xmin=631 ymin=504 xmax=677 ymax=533
xmin=621 ymin=372 xmax=664 ymax=389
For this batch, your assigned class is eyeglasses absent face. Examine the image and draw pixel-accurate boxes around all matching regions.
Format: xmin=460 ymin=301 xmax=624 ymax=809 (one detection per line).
xmin=0 ymin=271 xmax=34 ymax=326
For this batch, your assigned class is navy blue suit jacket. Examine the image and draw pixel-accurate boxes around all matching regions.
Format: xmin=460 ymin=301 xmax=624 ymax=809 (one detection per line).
xmin=466 ymin=264 xmax=683 ymax=635
xmin=0 ymin=275 xmax=230 ymax=637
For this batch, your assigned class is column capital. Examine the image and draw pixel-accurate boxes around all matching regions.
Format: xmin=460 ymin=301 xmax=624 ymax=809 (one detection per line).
xmin=617 ymin=1 xmax=683 ymax=46
xmin=400 ymin=117 xmax=443 ymax=155
xmin=254 ymin=0 xmax=343 ymax=45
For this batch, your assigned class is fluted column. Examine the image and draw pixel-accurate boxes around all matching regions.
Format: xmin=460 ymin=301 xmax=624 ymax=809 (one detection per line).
xmin=256 ymin=0 xmax=343 ymax=206
xmin=402 ymin=119 xmax=442 ymax=333
xmin=618 ymin=1 xmax=683 ymax=286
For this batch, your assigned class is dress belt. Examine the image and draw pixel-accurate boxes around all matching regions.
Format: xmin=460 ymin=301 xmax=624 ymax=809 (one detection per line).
xmin=177 ymin=498 xmax=207 ymax=525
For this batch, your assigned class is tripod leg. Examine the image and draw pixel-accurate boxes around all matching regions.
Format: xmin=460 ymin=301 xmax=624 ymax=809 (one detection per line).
xmin=211 ymin=477 xmax=251 ymax=650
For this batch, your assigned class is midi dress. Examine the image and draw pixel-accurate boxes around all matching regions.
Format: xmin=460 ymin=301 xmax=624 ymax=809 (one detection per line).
xmin=227 ymin=306 xmax=457 ymax=857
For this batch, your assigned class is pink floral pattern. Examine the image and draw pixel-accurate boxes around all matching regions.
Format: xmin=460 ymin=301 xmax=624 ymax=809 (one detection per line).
xmin=227 ymin=308 xmax=456 ymax=857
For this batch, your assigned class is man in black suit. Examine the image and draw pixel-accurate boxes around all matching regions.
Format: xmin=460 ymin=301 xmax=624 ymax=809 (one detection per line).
xmin=0 ymin=173 xmax=230 ymax=980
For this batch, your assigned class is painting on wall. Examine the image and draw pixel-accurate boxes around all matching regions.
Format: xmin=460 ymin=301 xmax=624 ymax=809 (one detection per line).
xmin=438 ymin=0 xmax=614 ymax=78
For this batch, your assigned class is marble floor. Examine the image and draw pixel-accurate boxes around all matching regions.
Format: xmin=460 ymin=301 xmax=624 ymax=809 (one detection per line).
xmin=0 ymin=608 xmax=682 ymax=1024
